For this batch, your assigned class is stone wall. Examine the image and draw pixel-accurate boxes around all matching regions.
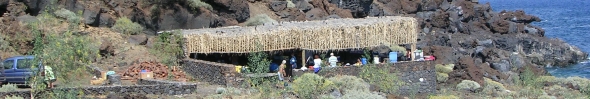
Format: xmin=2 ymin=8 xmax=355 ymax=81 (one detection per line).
xmin=182 ymin=59 xmax=244 ymax=87
xmin=0 ymin=79 xmax=197 ymax=98
xmin=293 ymin=61 xmax=436 ymax=96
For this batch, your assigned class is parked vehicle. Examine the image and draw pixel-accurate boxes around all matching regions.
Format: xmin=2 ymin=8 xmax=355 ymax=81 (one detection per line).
xmin=0 ymin=55 xmax=43 ymax=85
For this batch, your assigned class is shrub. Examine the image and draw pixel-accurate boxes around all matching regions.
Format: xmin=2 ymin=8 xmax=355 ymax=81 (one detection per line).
xmin=341 ymin=90 xmax=385 ymax=99
xmin=150 ymin=31 xmax=184 ymax=67
xmin=187 ymin=0 xmax=212 ymax=10
xmin=327 ymin=75 xmax=370 ymax=92
xmin=537 ymin=94 xmax=556 ymax=99
xmin=37 ymin=29 xmax=100 ymax=85
xmin=5 ymin=95 xmax=24 ymax=99
xmin=389 ymin=45 xmax=407 ymax=56
xmin=318 ymin=94 xmax=336 ymax=99
xmin=437 ymin=72 xmax=449 ymax=83
xmin=216 ymin=87 xmax=226 ymax=94
xmin=292 ymin=73 xmax=333 ymax=99
xmin=111 ymin=17 xmax=144 ymax=35
xmin=54 ymin=8 xmax=80 ymax=23
xmin=360 ymin=65 xmax=404 ymax=94
xmin=428 ymin=95 xmax=459 ymax=99
xmin=483 ymin=78 xmax=507 ymax=95
xmin=244 ymin=14 xmax=277 ymax=26
xmin=516 ymin=87 xmax=544 ymax=98
xmin=0 ymin=84 xmax=19 ymax=92
xmin=435 ymin=64 xmax=454 ymax=73
xmin=456 ymin=80 xmax=481 ymax=92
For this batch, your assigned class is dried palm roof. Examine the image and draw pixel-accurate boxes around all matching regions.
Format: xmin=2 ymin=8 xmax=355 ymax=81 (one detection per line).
xmin=182 ymin=16 xmax=418 ymax=54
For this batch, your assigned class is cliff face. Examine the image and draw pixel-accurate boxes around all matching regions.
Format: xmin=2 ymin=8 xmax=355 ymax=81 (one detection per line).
xmin=0 ymin=0 xmax=587 ymax=86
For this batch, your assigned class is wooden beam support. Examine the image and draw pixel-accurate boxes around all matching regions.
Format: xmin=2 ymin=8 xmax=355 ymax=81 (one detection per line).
xmin=411 ymin=43 xmax=416 ymax=61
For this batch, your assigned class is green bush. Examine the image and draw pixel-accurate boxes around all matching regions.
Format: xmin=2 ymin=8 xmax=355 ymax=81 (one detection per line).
xmin=244 ymin=14 xmax=277 ymax=26
xmin=54 ymin=8 xmax=80 ymax=25
xmin=389 ymin=45 xmax=407 ymax=56
xmin=327 ymin=75 xmax=370 ymax=92
xmin=0 ymin=84 xmax=19 ymax=92
xmin=428 ymin=95 xmax=459 ymax=99
xmin=437 ymin=72 xmax=449 ymax=83
xmin=4 ymin=95 xmax=24 ymax=99
xmin=537 ymin=94 xmax=556 ymax=99
xmin=150 ymin=31 xmax=184 ymax=67
xmin=456 ymin=80 xmax=481 ymax=92
xmin=187 ymin=0 xmax=212 ymax=10
xmin=318 ymin=94 xmax=336 ymax=99
xmin=359 ymin=65 xmax=404 ymax=94
xmin=292 ymin=73 xmax=334 ymax=99
xmin=216 ymin=87 xmax=226 ymax=94
xmin=482 ymin=78 xmax=507 ymax=95
xmin=340 ymin=90 xmax=385 ymax=99
xmin=111 ymin=17 xmax=144 ymax=35
xmin=435 ymin=64 xmax=454 ymax=74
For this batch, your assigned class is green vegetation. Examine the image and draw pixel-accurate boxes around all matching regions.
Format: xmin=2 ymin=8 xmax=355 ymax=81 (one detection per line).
xmin=456 ymin=80 xmax=481 ymax=92
xmin=327 ymin=75 xmax=370 ymax=92
xmin=244 ymin=14 xmax=277 ymax=26
xmin=0 ymin=84 xmax=19 ymax=92
xmin=187 ymin=0 xmax=213 ymax=10
xmin=54 ymin=8 xmax=80 ymax=28
xmin=428 ymin=95 xmax=459 ymax=99
xmin=111 ymin=17 xmax=144 ymax=35
xmin=482 ymin=78 xmax=508 ymax=95
xmin=4 ymin=95 xmax=24 ymax=99
xmin=359 ymin=64 xmax=404 ymax=94
xmin=341 ymin=90 xmax=385 ymax=99
xmin=150 ymin=31 xmax=184 ymax=67
xmin=436 ymin=72 xmax=449 ymax=83
xmin=292 ymin=73 xmax=334 ymax=99
xmin=389 ymin=45 xmax=407 ymax=56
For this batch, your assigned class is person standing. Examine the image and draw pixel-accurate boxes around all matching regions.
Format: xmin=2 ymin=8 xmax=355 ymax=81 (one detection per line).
xmin=288 ymin=53 xmax=297 ymax=77
xmin=313 ymin=55 xmax=322 ymax=74
xmin=328 ymin=53 xmax=338 ymax=67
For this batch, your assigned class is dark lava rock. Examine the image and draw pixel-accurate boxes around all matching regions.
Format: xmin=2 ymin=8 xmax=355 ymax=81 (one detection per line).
xmin=448 ymin=56 xmax=485 ymax=85
xmin=128 ymin=34 xmax=148 ymax=45
xmin=276 ymin=8 xmax=307 ymax=21
xmin=270 ymin=1 xmax=288 ymax=12
xmin=210 ymin=0 xmax=251 ymax=23
xmin=327 ymin=0 xmax=372 ymax=18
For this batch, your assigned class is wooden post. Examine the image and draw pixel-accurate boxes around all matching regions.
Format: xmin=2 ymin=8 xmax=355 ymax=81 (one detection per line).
xmin=411 ymin=43 xmax=416 ymax=61
xmin=301 ymin=50 xmax=306 ymax=68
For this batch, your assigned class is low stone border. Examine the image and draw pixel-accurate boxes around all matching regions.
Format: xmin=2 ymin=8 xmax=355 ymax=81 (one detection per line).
xmin=182 ymin=58 xmax=436 ymax=96
xmin=294 ymin=61 xmax=436 ymax=96
xmin=0 ymin=79 xmax=197 ymax=98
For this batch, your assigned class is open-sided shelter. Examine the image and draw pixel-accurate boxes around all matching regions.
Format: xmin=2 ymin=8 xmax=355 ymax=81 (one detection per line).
xmin=182 ymin=16 xmax=419 ymax=64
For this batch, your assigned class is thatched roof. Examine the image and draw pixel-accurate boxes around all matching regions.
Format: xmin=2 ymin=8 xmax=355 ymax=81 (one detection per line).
xmin=182 ymin=16 xmax=418 ymax=54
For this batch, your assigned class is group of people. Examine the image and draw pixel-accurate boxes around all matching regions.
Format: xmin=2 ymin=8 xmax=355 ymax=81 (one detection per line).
xmin=274 ymin=49 xmax=434 ymax=81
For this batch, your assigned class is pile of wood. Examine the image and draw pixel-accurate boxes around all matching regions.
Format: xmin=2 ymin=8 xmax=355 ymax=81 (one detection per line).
xmin=121 ymin=61 xmax=187 ymax=81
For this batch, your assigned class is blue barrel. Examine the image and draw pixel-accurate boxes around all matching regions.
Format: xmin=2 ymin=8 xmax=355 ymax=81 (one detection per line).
xmin=389 ymin=52 xmax=398 ymax=63
xmin=269 ymin=63 xmax=279 ymax=72
xmin=361 ymin=58 xmax=368 ymax=65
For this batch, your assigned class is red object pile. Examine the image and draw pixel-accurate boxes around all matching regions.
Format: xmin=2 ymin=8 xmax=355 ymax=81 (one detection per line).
xmin=121 ymin=61 xmax=187 ymax=81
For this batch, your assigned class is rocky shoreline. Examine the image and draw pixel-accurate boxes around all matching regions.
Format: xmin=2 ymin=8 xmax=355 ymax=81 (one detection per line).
xmin=0 ymin=0 xmax=587 ymax=88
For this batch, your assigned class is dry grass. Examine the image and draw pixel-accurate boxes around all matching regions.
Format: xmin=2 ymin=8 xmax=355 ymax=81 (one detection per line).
xmin=183 ymin=16 xmax=418 ymax=54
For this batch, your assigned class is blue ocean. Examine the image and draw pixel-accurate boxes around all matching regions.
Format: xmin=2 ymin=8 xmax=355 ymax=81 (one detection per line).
xmin=480 ymin=0 xmax=590 ymax=78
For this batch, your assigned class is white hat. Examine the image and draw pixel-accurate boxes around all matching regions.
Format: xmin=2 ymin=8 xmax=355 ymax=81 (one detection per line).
xmin=282 ymin=60 xmax=287 ymax=64
xmin=330 ymin=53 xmax=334 ymax=56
